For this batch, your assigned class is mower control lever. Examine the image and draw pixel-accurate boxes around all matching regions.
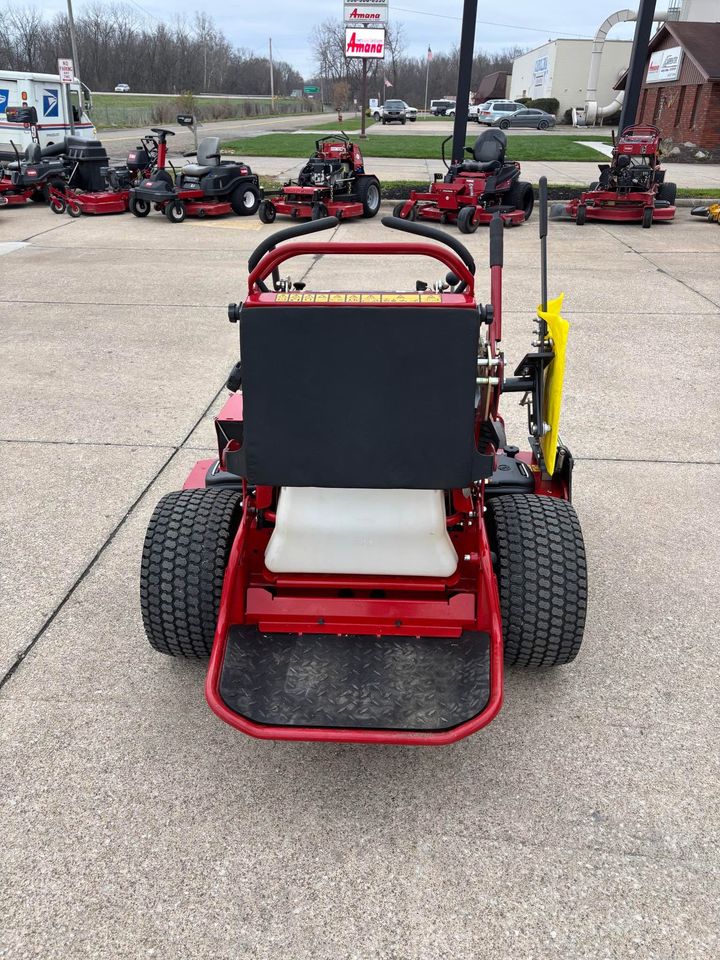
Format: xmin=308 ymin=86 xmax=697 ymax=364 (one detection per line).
xmin=380 ymin=216 xmax=475 ymax=276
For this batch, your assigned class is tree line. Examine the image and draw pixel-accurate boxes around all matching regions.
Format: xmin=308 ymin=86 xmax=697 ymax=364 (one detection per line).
xmin=0 ymin=5 xmax=303 ymax=95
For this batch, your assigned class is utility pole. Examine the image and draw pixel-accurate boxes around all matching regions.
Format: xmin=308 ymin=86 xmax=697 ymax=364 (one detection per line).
xmin=360 ymin=58 xmax=368 ymax=138
xmin=66 ymin=0 xmax=81 ymax=88
xmin=269 ymin=37 xmax=275 ymax=107
xmin=451 ymin=0 xmax=478 ymax=164
xmin=618 ymin=0 xmax=657 ymax=131
xmin=424 ymin=46 xmax=431 ymax=114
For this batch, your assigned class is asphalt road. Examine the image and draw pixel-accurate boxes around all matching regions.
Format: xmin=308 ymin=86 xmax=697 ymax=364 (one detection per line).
xmin=99 ymin=111 xmax=329 ymax=158
xmin=1 ymin=203 xmax=719 ymax=959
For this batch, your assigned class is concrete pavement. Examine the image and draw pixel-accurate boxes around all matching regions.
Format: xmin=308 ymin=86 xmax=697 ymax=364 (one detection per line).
xmin=1 ymin=203 xmax=719 ymax=959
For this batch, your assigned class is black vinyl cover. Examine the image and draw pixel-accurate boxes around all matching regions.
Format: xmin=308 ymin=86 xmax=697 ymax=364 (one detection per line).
xmin=238 ymin=304 xmax=485 ymax=489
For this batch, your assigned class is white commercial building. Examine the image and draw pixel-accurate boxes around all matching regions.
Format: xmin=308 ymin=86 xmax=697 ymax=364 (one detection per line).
xmin=510 ymin=39 xmax=632 ymax=118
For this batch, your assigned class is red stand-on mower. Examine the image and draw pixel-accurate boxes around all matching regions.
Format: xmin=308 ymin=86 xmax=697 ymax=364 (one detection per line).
xmin=129 ymin=135 xmax=261 ymax=223
xmin=258 ymin=134 xmax=381 ymax=223
xmin=139 ymin=181 xmax=587 ymax=746
xmin=49 ymin=128 xmax=174 ymax=217
xmin=393 ymin=129 xmax=534 ymax=232
xmin=551 ymin=124 xmax=676 ymax=228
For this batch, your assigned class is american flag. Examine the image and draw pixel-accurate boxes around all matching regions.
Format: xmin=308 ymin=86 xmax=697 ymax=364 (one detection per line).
xmin=427 ymin=46 xmax=433 ymax=62
xmin=384 ymin=78 xmax=393 ymax=88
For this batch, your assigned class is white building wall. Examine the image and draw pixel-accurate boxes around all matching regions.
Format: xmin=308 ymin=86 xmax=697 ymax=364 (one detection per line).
xmin=510 ymin=39 xmax=632 ymax=117
xmin=678 ymin=0 xmax=720 ymax=21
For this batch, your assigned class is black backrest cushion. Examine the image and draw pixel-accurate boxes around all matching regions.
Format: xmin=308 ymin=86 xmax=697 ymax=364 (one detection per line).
xmin=472 ymin=128 xmax=506 ymax=164
xmin=240 ymin=304 xmax=481 ymax=489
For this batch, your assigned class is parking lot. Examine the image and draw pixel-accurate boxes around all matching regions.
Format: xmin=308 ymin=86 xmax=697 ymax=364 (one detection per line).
xmin=1 ymin=203 xmax=719 ymax=959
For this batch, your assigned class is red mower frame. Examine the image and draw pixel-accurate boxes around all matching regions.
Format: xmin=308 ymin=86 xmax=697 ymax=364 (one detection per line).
xmin=394 ymin=132 xmax=533 ymax=232
xmin=258 ymin=134 xmax=381 ymax=223
xmin=553 ymin=124 xmax=677 ymax=227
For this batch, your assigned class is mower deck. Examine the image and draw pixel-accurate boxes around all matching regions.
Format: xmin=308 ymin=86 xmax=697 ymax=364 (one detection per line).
xmin=214 ymin=626 xmax=491 ymax=732
xmin=272 ymin=188 xmax=364 ymax=220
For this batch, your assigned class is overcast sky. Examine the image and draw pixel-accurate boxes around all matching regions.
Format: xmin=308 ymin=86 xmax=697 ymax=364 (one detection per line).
xmin=41 ymin=0 xmax=640 ymax=77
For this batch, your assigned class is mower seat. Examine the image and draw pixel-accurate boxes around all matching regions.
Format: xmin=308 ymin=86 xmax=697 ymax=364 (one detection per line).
xmin=182 ymin=136 xmax=221 ymax=177
xmin=5 ymin=142 xmax=42 ymax=170
xmin=457 ymin=128 xmax=508 ymax=173
xmin=228 ymin=301 xmax=493 ymax=577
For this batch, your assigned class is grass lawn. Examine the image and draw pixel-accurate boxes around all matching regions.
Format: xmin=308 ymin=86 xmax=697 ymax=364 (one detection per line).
xmin=224 ymin=132 xmax=613 ymax=162
xmin=90 ymin=93 xmax=314 ymax=130
xmin=311 ymin=116 xmax=377 ymax=131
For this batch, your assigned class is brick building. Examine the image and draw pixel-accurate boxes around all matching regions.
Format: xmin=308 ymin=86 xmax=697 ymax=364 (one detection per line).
xmin=614 ymin=21 xmax=720 ymax=149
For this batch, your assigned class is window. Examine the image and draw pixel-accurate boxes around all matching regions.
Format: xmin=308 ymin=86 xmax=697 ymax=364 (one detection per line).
xmin=674 ymin=85 xmax=686 ymax=126
xmin=689 ymin=85 xmax=702 ymax=128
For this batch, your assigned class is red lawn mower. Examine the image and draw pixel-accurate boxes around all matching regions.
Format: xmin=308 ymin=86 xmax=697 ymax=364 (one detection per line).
xmin=0 ymin=108 xmax=67 ymax=207
xmin=258 ymin=133 xmax=381 ymax=223
xmin=129 ymin=134 xmax=261 ymax=223
xmin=49 ymin=128 xmax=173 ymax=217
xmin=550 ymin=124 xmax=676 ymax=228
xmin=140 ymin=179 xmax=587 ymax=746
xmin=393 ymin=129 xmax=534 ymax=232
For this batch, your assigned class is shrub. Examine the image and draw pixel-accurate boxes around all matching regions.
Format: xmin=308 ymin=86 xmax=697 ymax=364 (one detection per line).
xmin=529 ymin=97 xmax=560 ymax=115
xmin=516 ymin=97 xmax=532 ymax=105
xmin=563 ymin=108 xmax=573 ymax=125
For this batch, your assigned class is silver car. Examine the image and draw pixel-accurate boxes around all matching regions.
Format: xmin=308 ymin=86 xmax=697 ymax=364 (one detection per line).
xmin=491 ymin=107 xmax=556 ymax=130
xmin=475 ymin=100 xmax=525 ymax=125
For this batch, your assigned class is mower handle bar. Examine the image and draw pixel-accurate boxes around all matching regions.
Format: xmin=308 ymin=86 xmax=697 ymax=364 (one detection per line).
xmin=381 ymin=216 xmax=475 ymax=276
xmin=150 ymin=127 xmax=175 ymax=136
xmin=489 ymin=215 xmax=503 ymax=268
xmin=248 ymin=216 xmax=339 ymax=274
xmin=247 ymin=241 xmax=475 ymax=296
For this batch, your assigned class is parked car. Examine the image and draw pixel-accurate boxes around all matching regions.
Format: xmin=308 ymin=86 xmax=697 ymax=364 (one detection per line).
xmin=475 ymin=100 xmax=526 ymax=125
xmin=429 ymin=99 xmax=456 ymax=117
xmin=373 ymin=99 xmax=417 ymax=125
xmin=490 ymin=107 xmax=556 ymax=130
xmin=114 ymin=83 xmax=130 ymax=93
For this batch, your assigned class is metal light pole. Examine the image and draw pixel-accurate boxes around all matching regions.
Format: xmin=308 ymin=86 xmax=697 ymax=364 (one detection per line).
xmin=424 ymin=46 xmax=431 ymax=114
xmin=451 ymin=0 xmax=478 ymax=164
xmin=66 ymin=0 xmax=81 ymax=87
xmin=269 ymin=37 xmax=275 ymax=107
xmin=618 ymin=0 xmax=657 ymax=132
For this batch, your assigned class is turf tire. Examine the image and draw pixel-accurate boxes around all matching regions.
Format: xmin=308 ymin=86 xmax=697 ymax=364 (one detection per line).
xmin=486 ymin=494 xmax=588 ymax=666
xmin=505 ymin=179 xmax=534 ymax=221
xmin=140 ymin=488 xmax=243 ymax=658
xmin=356 ymin=175 xmax=381 ymax=218
xmin=231 ymin=182 xmax=261 ymax=216
xmin=656 ymin=181 xmax=676 ymax=205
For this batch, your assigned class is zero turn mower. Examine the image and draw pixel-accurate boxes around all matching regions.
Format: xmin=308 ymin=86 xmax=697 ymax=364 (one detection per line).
xmin=129 ymin=135 xmax=260 ymax=223
xmin=258 ymin=133 xmax=381 ymax=223
xmin=48 ymin=128 xmax=173 ymax=217
xmin=550 ymin=124 xmax=676 ymax=228
xmin=392 ymin=129 xmax=534 ymax=232
xmin=139 ymin=178 xmax=587 ymax=746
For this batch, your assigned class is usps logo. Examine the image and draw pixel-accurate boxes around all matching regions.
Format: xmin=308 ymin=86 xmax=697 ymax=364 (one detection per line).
xmin=43 ymin=89 xmax=60 ymax=118
xmin=0 ymin=89 xmax=9 ymax=114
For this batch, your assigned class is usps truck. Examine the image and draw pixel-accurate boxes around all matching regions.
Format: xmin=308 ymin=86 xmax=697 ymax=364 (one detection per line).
xmin=0 ymin=70 xmax=96 ymax=160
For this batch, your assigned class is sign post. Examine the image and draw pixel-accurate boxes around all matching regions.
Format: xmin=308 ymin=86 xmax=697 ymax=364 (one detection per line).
xmin=58 ymin=58 xmax=75 ymax=134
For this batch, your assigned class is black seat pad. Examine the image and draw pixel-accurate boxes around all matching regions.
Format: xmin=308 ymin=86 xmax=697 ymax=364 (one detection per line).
xmin=239 ymin=304 xmax=484 ymax=489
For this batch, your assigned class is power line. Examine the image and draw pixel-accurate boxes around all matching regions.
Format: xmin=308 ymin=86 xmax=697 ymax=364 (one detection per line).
xmin=393 ymin=6 xmax=594 ymax=39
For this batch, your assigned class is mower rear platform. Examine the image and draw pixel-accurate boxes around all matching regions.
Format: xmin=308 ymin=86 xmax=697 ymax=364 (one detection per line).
xmin=215 ymin=627 xmax=490 ymax=731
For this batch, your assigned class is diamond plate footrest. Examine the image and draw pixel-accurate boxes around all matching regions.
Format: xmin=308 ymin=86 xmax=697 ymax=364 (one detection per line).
xmin=219 ymin=627 xmax=491 ymax=731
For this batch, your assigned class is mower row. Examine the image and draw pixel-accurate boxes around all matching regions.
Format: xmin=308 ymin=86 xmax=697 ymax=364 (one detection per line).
xmin=2 ymin=120 xmax=712 ymax=231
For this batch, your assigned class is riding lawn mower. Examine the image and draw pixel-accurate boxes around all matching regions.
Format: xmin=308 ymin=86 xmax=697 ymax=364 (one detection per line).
xmin=129 ymin=132 xmax=261 ymax=223
xmin=48 ymin=128 xmax=174 ymax=217
xmin=258 ymin=134 xmax=381 ymax=223
xmin=139 ymin=178 xmax=587 ymax=746
xmin=550 ymin=124 xmax=676 ymax=228
xmin=0 ymin=108 xmax=67 ymax=206
xmin=393 ymin=129 xmax=534 ymax=232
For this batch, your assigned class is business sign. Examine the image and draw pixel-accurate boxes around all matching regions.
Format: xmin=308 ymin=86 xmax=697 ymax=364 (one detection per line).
xmin=533 ymin=56 xmax=549 ymax=90
xmin=0 ymin=89 xmax=9 ymax=114
xmin=345 ymin=27 xmax=385 ymax=59
xmin=647 ymin=46 xmax=682 ymax=83
xmin=344 ymin=1 xmax=388 ymax=24
xmin=304 ymin=85 xmax=320 ymax=94
xmin=57 ymin=58 xmax=74 ymax=84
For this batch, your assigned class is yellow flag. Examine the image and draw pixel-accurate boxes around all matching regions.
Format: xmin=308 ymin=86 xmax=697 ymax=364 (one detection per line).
xmin=538 ymin=293 xmax=569 ymax=476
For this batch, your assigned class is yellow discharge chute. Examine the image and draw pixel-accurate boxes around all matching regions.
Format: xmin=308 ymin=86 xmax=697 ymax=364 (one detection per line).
xmin=538 ymin=293 xmax=569 ymax=476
